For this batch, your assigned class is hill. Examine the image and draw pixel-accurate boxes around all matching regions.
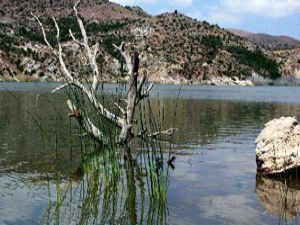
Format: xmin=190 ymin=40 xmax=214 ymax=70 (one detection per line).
xmin=229 ymin=29 xmax=300 ymax=50
xmin=274 ymin=48 xmax=300 ymax=77
xmin=0 ymin=0 xmax=283 ymax=84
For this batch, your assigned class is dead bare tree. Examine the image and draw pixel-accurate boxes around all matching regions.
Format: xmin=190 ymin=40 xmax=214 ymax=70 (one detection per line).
xmin=31 ymin=1 xmax=175 ymax=146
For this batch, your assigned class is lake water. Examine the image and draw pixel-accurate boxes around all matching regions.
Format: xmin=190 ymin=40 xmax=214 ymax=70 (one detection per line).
xmin=1 ymin=82 xmax=300 ymax=225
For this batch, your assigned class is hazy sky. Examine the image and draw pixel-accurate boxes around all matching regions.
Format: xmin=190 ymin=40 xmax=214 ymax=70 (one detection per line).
xmin=110 ymin=0 xmax=300 ymax=39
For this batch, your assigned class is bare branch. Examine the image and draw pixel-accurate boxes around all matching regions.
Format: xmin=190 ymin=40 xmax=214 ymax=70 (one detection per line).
xmin=137 ymin=71 xmax=147 ymax=95
xmin=147 ymin=128 xmax=177 ymax=139
xmin=92 ymin=42 xmax=99 ymax=58
xmin=55 ymin=44 xmax=123 ymax=127
xmin=67 ymin=100 xmax=109 ymax=144
xmin=70 ymin=81 xmax=124 ymax=128
xmin=52 ymin=17 xmax=60 ymax=42
xmin=146 ymin=82 xmax=154 ymax=93
xmin=113 ymin=43 xmax=133 ymax=75
xmin=120 ymin=99 xmax=128 ymax=104
xmin=73 ymin=1 xmax=88 ymax=47
xmin=114 ymin=102 xmax=126 ymax=115
xmin=33 ymin=2 xmax=170 ymax=146
xmin=32 ymin=12 xmax=123 ymax=129
xmin=69 ymin=29 xmax=83 ymax=46
xmin=73 ymin=0 xmax=100 ymax=93
xmin=31 ymin=12 xmax=55 ymax=52
xmin=51 ymin=83 xmax=73 ymax=93
xmin=113 ymin=44 xmax=139 ymax=144
xmin=140 ymin=82 xmax=153 ymax=100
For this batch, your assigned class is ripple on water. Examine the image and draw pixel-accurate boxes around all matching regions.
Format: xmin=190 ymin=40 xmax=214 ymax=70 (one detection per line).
xmin=1 ymin=84 xmax=300 ymax=225
xmin=0 ymin=172 xmax=57 ymax=225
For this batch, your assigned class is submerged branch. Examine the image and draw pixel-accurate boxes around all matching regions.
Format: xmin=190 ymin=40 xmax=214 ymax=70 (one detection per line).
xmin=137 ymin=128 xmax=177 ymax=139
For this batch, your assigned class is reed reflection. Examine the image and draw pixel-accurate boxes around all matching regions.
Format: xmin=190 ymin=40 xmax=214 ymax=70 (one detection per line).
xmin=41 ymin=137 xmax=171 ymax=225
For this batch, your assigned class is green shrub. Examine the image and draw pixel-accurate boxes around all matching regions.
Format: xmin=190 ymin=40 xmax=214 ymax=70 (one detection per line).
xmin=0 ymin=33 xmax=16 ymax=52
xmin=86 ymin=21 xmax=129 ymax=33
xmin=101 ymin=35 xmax=122 ymax=57
xmin=19 ymin=16 xmax=81 ymax=45
xmin=200 ymin=35 xmax=223 ymax=50
xmin=227 ymin=46 xmax=280 ymax=79
xmin=19 ymin=26 xmax=55 ymax=45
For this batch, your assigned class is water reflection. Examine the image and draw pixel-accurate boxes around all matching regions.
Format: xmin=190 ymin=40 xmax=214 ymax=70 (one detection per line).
xmin=0 ymin=87 xmax=170 ymax=225
xmin=3 ymin=84 xmax=300 ymax=225
xmin=1 ymin=88 xmax=300 ymax=174
xmin=0 ymin=90 xmax=81 ymax=174
xmin=256 ymin=176 xmax=300 ymax=224
xmin=151 ymin=98 xmax=300 ymax=146
xmin=40 ymin=149 xmax=169 ymax=225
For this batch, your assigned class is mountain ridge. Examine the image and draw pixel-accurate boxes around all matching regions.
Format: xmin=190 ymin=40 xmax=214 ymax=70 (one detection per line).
xmin=228 ymin=28 xmax=300 ymax=50
xmin=0 ymin=0 xmax=296 ymax=84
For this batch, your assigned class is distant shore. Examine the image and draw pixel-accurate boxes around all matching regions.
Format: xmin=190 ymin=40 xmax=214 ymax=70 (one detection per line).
xmin=1 ymin=74 xmax=300 ymax=86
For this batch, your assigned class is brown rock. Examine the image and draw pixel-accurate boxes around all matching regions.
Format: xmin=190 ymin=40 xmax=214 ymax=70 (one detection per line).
xmin=256 ymin=116 xmax=300 ymax=175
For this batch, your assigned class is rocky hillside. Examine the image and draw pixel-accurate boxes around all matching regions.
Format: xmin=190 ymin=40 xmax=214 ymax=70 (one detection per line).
xmin=229 ymin=29 xmax=300 ymax=50
xmin=0 ymin=0 xmax=284 ymax=84
xmin=274 ymin=48 xmax=300 ymax=77
xmin=229 ymin=28 xmax=300 ymax=78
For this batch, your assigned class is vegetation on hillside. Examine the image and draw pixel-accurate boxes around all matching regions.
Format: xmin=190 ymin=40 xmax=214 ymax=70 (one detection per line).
xmin=227 ymin=46 xmax=280 ymax=79
xmin=0 ymin=0 xmax=293 ymax=83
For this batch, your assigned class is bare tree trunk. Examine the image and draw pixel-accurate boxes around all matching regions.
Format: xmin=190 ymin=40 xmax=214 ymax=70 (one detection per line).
xmin=32 ymin=0 xmax=175 ymax=146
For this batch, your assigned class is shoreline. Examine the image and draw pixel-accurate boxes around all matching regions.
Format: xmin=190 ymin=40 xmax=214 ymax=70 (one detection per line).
xmin=1 ymin=73 xmax=300 ymax=87
xmin=1 ymin=78 xmax=300 ymax=87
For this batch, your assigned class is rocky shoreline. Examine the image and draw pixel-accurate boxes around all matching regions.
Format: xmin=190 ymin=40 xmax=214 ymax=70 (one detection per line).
xmin=0 ymin=74 xmax=255 ymax=86
xmin=2 ymin=74 xmax=300 ymax=86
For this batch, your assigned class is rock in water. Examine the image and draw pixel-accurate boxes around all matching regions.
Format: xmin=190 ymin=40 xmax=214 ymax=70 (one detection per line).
xmin=255 ymin=116 xmax=300 ymax=175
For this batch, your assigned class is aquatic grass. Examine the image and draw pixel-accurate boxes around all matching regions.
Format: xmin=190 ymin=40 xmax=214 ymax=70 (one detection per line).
xmin=29 ymin=7 xmax=178 ymax=223
xmin=2 ymin=79 xmax=177 ymax=224
xmin=36 ymin=80 xmax=177 ymax=225
xmin=136 ymin=97 xmax=171 ymax=206
xmin=42 ymin=153 xmax=168 ymax=224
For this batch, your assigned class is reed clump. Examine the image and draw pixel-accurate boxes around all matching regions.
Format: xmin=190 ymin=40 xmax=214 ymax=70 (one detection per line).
xmin=31 ymin=1 xmax=178 ymax=224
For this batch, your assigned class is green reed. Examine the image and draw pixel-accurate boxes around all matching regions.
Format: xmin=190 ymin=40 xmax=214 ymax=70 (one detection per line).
xmin=38 ymin=81 xmax=176 ymax=225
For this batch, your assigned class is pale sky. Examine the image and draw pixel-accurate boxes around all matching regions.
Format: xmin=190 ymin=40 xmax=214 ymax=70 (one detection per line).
xmin=110 ymin=0 xmax=300 ymax=39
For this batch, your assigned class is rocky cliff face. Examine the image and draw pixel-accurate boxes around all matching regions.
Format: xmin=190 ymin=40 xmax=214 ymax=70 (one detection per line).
xmin=0 ymin=0 xmax=284 ymax=83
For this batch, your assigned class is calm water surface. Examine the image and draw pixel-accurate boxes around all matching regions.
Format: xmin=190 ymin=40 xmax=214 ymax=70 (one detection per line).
xmin=1 ymin=82 xmax=300 ymax=225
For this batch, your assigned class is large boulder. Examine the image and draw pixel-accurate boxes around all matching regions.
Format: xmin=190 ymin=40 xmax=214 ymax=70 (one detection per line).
xmin=256 ymin=116 xmax=300 ymax=175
